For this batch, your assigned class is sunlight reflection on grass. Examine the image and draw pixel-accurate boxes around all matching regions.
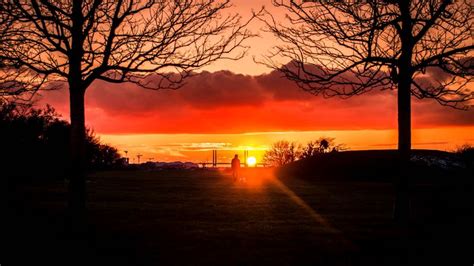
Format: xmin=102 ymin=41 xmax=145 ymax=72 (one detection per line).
xmin=223 ymin=167 xmax=354 ymax=248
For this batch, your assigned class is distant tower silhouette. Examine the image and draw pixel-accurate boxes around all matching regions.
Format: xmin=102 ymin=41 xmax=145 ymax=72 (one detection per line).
xmin=212 ymin=150 xmax=217 ymax=167
xmin=244 ymin=150 xmax=248 ymax=167
xmin=137 ymin=154 xmax=142 ymax=164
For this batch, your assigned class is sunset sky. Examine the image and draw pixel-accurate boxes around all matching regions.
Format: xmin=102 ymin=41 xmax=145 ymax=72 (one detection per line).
xmin=34 ymin=0 xmax=473 ymax=163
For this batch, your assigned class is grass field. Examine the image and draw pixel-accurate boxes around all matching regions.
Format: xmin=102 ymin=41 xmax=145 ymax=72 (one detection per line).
xmin=6 ymin=168 xmax=472 ymax=265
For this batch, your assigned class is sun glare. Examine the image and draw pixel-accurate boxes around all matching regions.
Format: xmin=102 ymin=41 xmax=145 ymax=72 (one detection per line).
xmin=247 ymin=156 xmax=257 ymax=167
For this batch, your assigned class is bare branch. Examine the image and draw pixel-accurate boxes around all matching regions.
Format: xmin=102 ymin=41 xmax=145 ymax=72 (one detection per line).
xmin=260 ymin=0 xmax=473 ymax=108
xmin=1 ymin=0 xmax=258 ymax=96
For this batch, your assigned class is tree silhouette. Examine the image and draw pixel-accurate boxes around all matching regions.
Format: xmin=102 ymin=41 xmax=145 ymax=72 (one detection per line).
xmin=300 ymin=137 xmax=346 ymax=158
xmin=263 ymin=140 xmax=301 ymax=167
xmin=1 ymin=102 xmax=121 ymax=180
xmin=263 ymin=0 xmax=473 ymax=221
xmin=319 ymin=138 xmax=330 ymax=153
xmin=1 ymin=0 xmax=255 ymax=228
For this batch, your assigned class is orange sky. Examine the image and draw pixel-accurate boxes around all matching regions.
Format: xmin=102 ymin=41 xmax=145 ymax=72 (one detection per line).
xmin=202 ymin=0 xmax=287 ymax=75
xmin=34 ymin=0 xmax=473 ymax=163
xmin=97 ymin=127 xmax=473 ymax=164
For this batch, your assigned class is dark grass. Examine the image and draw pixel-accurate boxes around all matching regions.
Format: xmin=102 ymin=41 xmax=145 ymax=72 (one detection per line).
xmin=6 ymin=166 xmax=473 ymax=266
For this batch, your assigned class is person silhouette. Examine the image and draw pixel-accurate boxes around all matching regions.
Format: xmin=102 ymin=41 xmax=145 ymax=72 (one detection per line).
xmin=231 ymin=154 xmax=240 ymax=182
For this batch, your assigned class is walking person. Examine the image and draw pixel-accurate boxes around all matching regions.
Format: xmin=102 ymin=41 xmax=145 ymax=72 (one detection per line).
xmin=231 ymin=154 xmax=240 ymax=182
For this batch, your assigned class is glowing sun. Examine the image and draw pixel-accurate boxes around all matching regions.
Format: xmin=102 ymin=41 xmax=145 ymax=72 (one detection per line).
xmin=247 ymin=156 xmax=257 ymax=167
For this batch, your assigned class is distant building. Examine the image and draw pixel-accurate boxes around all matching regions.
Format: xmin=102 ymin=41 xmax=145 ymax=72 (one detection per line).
xmin=138 ymin=161 xmax=199 ymax=170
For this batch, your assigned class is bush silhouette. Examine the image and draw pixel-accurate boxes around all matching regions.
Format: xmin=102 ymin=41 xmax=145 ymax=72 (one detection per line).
xmin=1 ymin=102 xmax=121 ymax=181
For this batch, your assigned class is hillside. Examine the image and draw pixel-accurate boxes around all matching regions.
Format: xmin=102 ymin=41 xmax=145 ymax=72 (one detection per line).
xmin=277 ymin=149 xmax=470 ymax=182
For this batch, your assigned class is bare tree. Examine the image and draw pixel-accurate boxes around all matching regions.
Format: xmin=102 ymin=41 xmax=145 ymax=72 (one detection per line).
xmin=263 ymin=140 xmax=301 ymax=167
xmin=262 ymin=0 xmax=473 ymax=221
xmin=1 ymin=0 xmax=255 ymax=227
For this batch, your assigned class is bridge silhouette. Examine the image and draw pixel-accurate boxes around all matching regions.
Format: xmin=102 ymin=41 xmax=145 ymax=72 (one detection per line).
xmin=198 ymin=149 xmax=265 ymax=168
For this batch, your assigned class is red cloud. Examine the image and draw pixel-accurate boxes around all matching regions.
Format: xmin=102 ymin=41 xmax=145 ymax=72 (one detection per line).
xmin=34 ymin=69 xmax=474 ymax=134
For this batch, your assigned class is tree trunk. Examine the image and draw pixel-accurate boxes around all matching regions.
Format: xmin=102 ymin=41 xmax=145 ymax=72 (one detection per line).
xmin=393 ymin=72 xmax=412 ymax=223
xmin=392 ymin=0 xmax=413 ymax=224
xmin=68 ymin=86 xmax=87 ymax=231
